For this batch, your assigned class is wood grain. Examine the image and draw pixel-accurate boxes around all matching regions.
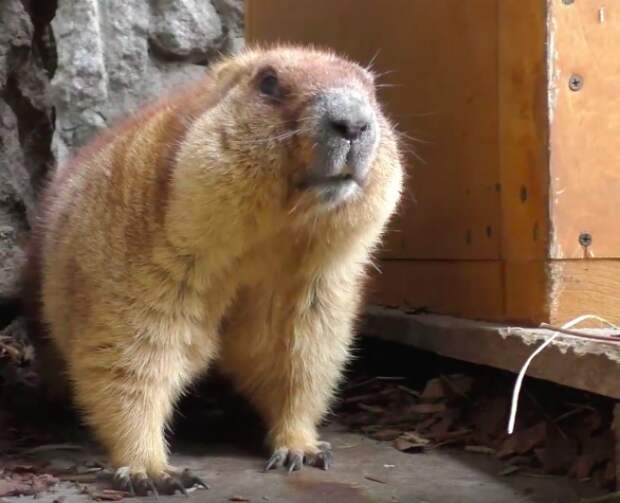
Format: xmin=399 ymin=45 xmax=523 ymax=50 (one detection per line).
xmin=247 ymin=0 xmax=502 ymax=261
xmin=248 ymin=0 xmax=620 ymax=326
xmin=364 ymin=308 xmax=620 ymax=400
xmin=367 ymin=260 xmax=504 ymax=320
xmin=549 ymin=0 xmax=620 ymax=258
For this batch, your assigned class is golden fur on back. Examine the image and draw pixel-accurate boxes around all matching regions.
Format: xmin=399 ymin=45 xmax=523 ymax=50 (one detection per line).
xmin=32 ymin=44 xmax=403 ymax=490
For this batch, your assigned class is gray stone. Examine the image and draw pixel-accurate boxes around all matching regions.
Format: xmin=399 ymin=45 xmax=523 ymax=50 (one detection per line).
xmin=0 ymin=0 xmax=33 ymax=89
xmin=0 ymin=100 xmax=32 ymax=300
xmin=51 ymin=0 xmax=109 ymax=163
xmin=213 ymin=0 xmax=245 ymax=54
xmin=0 ymin=226 xmax=27 ymax=300
xmin=149 ymin=0 xmax=223 ymax=60
xmin=50 ymin=0 xmax=238 ymax=164
xmin=0 ymin=0 xmax=244 ymax=306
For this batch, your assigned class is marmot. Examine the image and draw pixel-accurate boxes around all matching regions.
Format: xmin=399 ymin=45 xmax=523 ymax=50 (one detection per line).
xmin=28 ymin=45 xmax=404 ymax=495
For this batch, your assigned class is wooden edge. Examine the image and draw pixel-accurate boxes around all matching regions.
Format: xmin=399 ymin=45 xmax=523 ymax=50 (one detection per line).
xmin=363 ymin=306 xmax=620 ymax=400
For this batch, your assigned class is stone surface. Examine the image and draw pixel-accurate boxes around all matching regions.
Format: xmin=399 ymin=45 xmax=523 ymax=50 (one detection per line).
xmin=0 ymin=0 xmax=33 ymax=90
xmin=1 ymin=425 xmax=605 ymax=503
xmin=51 ymin=0 xmax=243 ymax=164
xmin=149 ymin=0 xmax=223 ymax=60
xmin=0 ymin=0 xmax=244 ymax=311
xmin=0 ymin=0 xmax=40 ymax=301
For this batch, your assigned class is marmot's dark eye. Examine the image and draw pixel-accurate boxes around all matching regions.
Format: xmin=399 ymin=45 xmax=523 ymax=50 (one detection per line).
xmin=259 ymin=72 xmax=280 ymax=98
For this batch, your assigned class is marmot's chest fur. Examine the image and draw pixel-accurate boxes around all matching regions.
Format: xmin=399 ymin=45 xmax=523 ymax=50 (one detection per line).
xmin=30 ymin=45 xmax=404 ymax=493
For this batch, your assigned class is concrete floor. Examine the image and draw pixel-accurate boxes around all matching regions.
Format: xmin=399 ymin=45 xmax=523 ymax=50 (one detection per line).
xmin=4 ymin=424 xmax=604 ymax=503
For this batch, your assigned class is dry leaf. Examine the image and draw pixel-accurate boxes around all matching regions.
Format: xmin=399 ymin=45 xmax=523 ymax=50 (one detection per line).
xmin=408 ymin=403 xmax=447 ymax=415
xmin=498 ymin=465 xmax=520 ymax=476
xmin=465 ymin=445 xmax=496 ymax=455
xmin=0 ymin=479 xmax=33 ymax=497
xmin=393 ymin=438 xmax=426 ymax=453
xmin=93 ymin=489 xmax=129 ymax=501
xmin=497 ymin=421 xmax=546 ymax=459
xmin=400 ymin=431 xmax=430 ymax=445
xmin=534 ymin=427 xmax=578 ymax=474
xmin=358 ymin=404 xmax=385 ymax=414
xmin=372 ymin=429 xmax=402 ymax=441
xmin=420 ymin=379 xmax=447 ymax=401
xmin=441 ymin=374 xmax=474 ymax=398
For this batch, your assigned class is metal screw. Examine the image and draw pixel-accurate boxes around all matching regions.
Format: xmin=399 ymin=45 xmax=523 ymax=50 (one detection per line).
xmin=579 ymin=232 xmax=592 ymax=248
xmin=569 ymin=74 xmax=584 ymax=91
xmin=562 ymin=0 xmax=574 ymax=4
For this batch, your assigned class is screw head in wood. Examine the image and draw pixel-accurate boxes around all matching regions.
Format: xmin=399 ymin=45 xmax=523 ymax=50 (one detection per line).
xmin=579 ymin=232 xmax=592 ymax=247
xmin=569 ymin=74 xmax=584 ymax=91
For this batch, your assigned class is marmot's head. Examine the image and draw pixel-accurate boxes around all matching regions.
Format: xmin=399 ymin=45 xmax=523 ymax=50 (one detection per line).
xmin=180 ymin=45 xmax=402 ymax=222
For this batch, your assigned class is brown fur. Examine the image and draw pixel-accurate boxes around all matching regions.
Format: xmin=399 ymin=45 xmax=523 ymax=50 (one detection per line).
xmin=30 ymin=45 xmax=403 ymax=480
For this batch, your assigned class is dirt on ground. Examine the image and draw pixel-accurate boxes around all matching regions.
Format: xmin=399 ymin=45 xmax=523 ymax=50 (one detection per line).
xmin=0 ymin=334 xmax=616 ymax=502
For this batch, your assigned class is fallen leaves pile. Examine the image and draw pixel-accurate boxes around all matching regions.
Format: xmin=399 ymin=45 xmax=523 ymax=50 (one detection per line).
xmin=336 ymin=373 xmax=616 ymax=488
xmin=0 ymin=449 xmax=131 ymax=500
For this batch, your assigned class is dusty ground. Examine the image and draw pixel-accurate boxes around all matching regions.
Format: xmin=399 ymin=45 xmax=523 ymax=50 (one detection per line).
xmin=1 ymin=423 xmax=606 ymax=503
xmin=0 ymin=337 xmax=614 ymax=503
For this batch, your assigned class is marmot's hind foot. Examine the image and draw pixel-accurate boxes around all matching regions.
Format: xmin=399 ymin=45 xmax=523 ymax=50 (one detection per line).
xmin=264 ymin=441 xmax=332 ymax=473
xmin=113 ymin=466 xmax=209 ymax=497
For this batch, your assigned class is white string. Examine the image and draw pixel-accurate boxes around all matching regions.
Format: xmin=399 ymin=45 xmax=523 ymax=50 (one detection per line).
xmin=507 ymin=314 xmax=618 ymax=434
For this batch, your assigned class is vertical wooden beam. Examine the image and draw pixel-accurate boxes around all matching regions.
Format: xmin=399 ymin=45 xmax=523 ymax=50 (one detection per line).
xmin=497 ymin=0 xmax=551 ymax=323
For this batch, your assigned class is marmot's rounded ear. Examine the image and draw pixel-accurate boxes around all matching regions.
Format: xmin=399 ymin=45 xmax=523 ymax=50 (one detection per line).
xmin=210 ymin=59 xmax=244 ymax=90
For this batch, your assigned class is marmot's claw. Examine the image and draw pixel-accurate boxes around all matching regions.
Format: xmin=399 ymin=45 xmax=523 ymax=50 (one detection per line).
xmin=137 ymin=477 xmax=159 ymax=498
xmin=112 ymin=467 xmax=208 ymax=497
xmin=264 ymin=443 xmax=334 ymax=473
xmin=264 ymin=449 xmax=287 ymax=471
xmin=112 ymin=468 xmax=136 ymax=496
xmin=306 ymin=443 xmax=333 ymax=471
xmin=178 ymin=468 xmax=210 ymax=490
xmin=286 ymin=451 xmax=303 ymax=473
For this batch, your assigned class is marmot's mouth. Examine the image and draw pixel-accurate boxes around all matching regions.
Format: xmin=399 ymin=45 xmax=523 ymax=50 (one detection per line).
xmin=297 ymin=172 xmax=359 ymax=191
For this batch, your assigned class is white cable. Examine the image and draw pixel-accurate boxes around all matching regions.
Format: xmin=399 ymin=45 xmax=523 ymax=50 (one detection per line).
xmin=507 ymin=314 xmax=618 ymax=434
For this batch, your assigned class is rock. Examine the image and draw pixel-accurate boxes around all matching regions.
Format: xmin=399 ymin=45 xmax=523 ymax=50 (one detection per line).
xmin=51 ymin=0 xmax=239 ymax=164
xmin=0 ymin=0 xmax=34 ymax=89
xmin=0 ymin=99 xmax=33 ymax=301
xmin=0 ymin=226 xmax=27 ymax=301
xmin=0 ymin=0 xmax=244 ymax=309
xmin=149 ymin=0 xmax=223 ymax=60
xmin=213 ymin=0 xmax=245 ymax=54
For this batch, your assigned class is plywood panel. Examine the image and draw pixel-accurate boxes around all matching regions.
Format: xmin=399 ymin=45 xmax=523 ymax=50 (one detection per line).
xmin=504 ymin=261 xmax=550 ymax=324
xmin=497 ymin=0 xmax=551 ymax=325
xmin=247 ymin=0 xmax=502 ymax=261
xmin=367 ymin=260 xmax=504 ymax=320
xmin=498 ymin=0 xmax=549 ymax=261
xmin=549 ymin=260 xmax=620 ymax=325
xmin=549 ymin=0 xmax=620 ymax=258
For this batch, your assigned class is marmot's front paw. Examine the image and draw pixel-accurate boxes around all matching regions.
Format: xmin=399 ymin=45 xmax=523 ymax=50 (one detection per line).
xmin=264 ymin=441 xmax=333 ymax=473
xmin=113 ymin=466 xmax=209 ymax=496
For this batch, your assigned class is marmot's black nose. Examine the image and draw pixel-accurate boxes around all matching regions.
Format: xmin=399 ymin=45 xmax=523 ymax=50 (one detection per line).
xmin=330 ymin=118 xmax=369 ymax=141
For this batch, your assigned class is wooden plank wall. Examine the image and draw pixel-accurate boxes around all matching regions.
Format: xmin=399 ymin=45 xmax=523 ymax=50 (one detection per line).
xmin=246 ymin=0 xmax=546 ymax=323
xmin=248 ymin=0 xmax=502 ymax=260
xmin=545 ymin=1 xmax=620 ymax=324
xmin=247 ymin=0 xmax=620 ymax=325
xmin=498 ymin=0 xmax=550 ymax=323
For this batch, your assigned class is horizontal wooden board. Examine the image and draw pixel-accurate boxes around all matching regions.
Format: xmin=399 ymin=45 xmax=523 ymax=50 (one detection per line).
xmin=364 ymin=307 xmax=620 ymax=399
xmin=549 ymin=260 xmax=620 ymax=326
xmin=367 ymin=260 xmax=504 ymax=320
xmin=503 ymin=260 xmax=550 ymax=324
